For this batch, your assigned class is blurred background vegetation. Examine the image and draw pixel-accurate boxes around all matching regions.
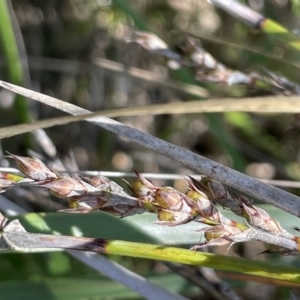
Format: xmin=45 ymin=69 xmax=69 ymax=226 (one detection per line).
xmin=1 ymin=0 xmax=300 ymax=299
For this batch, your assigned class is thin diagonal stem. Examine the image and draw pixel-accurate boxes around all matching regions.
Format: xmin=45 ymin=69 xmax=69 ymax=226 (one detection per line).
xmin=0 ymin=81 xmax=300 ymax=217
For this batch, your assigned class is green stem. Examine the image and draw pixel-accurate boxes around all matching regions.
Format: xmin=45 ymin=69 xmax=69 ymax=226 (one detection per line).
xmin=106 ymin=240 xmax=300 ymax=283
xmin=4 ymin=229 xmax=300 ymax=284
xmin=261 ymin=19 xmax=300 ymax=51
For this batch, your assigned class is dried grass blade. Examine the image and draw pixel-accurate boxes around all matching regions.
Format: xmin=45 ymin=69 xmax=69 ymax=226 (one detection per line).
xmin=1 ymin=80 xmax=300 ymax=217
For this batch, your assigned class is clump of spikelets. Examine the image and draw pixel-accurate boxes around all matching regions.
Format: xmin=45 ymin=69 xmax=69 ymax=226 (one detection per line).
xmin=1 ymin=153 xmax=300 ymax=255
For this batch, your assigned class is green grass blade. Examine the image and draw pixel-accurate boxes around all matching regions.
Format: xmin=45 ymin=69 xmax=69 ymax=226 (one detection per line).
xmin=0 ymin=2 xmax=23 ymax=91
xmin=15 ymin=212 xmax=202 ymax=245
xmin=0 ymin=1 xmax=31 ymax=121
xmin=10 ymin=203 xmax=299 ymax=246
xmin=8 ymin=232 xmax=297 ymax=285
xmin=0 ymin=0 xmax=32 ymax=146
xmin=261 ymin=19 xmax=300 ymax=50
xmin=2 ymin=230 xmax=300 ymax=284
xmin=104 ymin=240 xmax=300 ymax=284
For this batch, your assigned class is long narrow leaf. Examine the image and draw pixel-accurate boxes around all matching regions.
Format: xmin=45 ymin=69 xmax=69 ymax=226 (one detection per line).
xmin=0 ymin=1 xmax=31 ymax=120
xmin=1 ymin=231 xmax=300 ymax=284
xmin=210 ymin=0 xmax=300 ymax=52
xmin=0 ymin=81 xmax=300 ymax=218
xmin=1 ymin=95 xmax=300 ymax=141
